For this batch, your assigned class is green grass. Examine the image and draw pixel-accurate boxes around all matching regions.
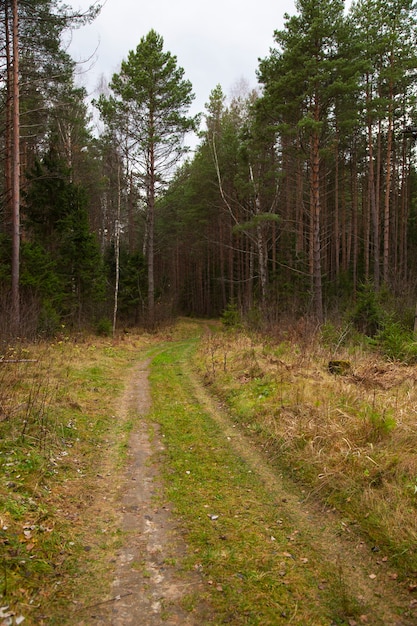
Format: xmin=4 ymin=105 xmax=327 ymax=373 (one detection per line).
xmin=147 ymin=339 xmax=368 ymax=625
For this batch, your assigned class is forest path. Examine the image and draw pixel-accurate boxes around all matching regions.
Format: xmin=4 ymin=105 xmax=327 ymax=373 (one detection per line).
xmin=89 ymin=357 xmax=205 ymax=625
xmin=88 ymin=336 xmax=415 ymax=626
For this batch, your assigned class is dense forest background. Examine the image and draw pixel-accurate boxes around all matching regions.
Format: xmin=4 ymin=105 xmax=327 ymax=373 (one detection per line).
xmin=2 ymin=0 xmax=417 ymax=337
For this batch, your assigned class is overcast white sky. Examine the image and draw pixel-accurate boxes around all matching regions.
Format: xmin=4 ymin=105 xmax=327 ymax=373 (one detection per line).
xmin=67 ymin=0 xmax=296 ymax=120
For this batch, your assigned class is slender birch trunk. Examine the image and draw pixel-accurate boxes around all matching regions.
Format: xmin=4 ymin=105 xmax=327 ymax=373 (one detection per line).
xmin=113 ymin=162 xmax=121 ymax=337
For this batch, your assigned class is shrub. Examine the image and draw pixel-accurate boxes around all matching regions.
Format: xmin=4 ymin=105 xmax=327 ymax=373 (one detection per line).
xmin=37 ymin=301 xmax=61 ymax=337
xmin=221 ymin=300 xmax=241 ymax=328
xmin=375 ymin=320 xmax=417 ymax=363
xmin=95 ymin=317 xmax=112 ymax=337
xmin=349 ymin=282 xmax=386 ymax=337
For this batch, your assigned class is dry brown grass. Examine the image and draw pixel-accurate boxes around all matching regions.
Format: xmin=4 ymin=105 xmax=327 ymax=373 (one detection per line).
xmin=196 ymin=324 xmax=417 ymax=573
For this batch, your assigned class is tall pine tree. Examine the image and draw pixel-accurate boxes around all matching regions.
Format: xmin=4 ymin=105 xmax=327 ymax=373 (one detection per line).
xmin=96 ymin=30 xmax=199 ymax=327
xmin=258 ymin=0 xmax=349 ymax=321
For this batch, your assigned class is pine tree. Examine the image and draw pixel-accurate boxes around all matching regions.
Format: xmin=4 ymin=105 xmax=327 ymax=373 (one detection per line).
xmin=349 ymin=0 xmax=417 ymax=288
xmin=258 ymin=0 xmax=349 ymax=321
xmin=96 ymin=30 xmax=199 ymax=327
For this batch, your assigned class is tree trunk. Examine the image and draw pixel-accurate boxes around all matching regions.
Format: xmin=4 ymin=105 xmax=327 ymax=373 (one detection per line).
xmin=311 ymin=123 xmax=323 ymax=323
xmin=296 ymin=142 xmax=304 ymax=257
xmin=249 ymin=164 xmax=267 ymax=308
xmin=351 ymin=148 xmax=359 ymax=294
xmin=147 ymin=141 xmax=155 ymax=328
xmin=11 ymin=0 xmax=20 ymax=332
xmin=113 ymin=162 xmax=121 ymax=336
xmin=399 ymin=134 xmax=409 ymax=282
xmin=368 ymin=120 xmax=379 ymax=287
xmin=4 ymin=3 xmax=13 ymax=236
xmin=366 ymin=74 xmax=379 ymax=288
xmin=414 ymin=300 xmax=417 ymax=336
xmin=334 ymin=137 xmax=340 ymax=279
xmin=383 ymin=95 xmax=393 ymax=284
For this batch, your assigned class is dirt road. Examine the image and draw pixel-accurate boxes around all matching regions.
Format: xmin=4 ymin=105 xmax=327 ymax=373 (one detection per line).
xmin=88 ymin=349 xmax=416 ymax=626
xmin=86 ymin=359 xmax=204 ymax=625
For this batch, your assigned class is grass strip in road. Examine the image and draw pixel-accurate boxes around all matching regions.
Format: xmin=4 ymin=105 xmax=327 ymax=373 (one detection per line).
xmin=148 ymin=340 xmax=362 ymax=626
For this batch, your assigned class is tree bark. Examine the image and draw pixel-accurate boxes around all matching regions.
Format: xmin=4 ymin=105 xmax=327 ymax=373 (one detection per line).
xmin=249 ymin=164 xmax=267 ymax=308
xmin=368 ymin=120 xmax=379 ymax=287
xmin=113 ymin=162 xmax=121 ymax=336
xmin=311 ymin=114 xmax=323 ymax=322
xmin=11 ymin=0 xmax=20 ymax=332
xmin=4 ymin=3 xmax=13 ymax=235
xmin=383 ymin=95 xmax=393 ymax=285
xmin=147 ymin=139 xmax=155 ymax=328
xmin=334 ymin=137 xmax=340 ymax=279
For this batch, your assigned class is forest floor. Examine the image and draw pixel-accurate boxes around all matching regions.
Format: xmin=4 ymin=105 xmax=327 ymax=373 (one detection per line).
xmin=75 ymin=334 xmax=416 ymax=626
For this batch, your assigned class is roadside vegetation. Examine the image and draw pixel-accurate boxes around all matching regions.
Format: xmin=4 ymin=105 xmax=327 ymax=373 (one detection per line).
xmin=149 ymin=318 xmax=417 ymax=624
xmin=0 ymin=330 xmax=158 ymax=624
xmin=1 ymin=317 xmax=417 ymax=624
xmin=195 ymin=316 xmax=417 ymax=575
